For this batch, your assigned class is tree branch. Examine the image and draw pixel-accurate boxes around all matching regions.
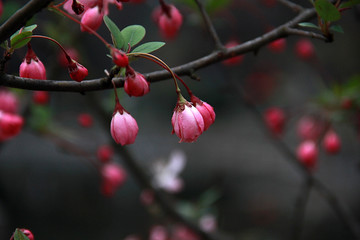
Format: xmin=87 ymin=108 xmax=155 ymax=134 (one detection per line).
xmin=1 ymin=8 xmax=322 ymax=92
xmin=0 ymin=0 xmax=54 ymax=44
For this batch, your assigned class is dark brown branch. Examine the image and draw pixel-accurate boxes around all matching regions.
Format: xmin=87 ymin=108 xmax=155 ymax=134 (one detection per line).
xmin=193 ymin=0 xmax=224 ymax=50
xmin=0 ymin=8 xmax=321 ymax=92
xmin=0 ymin=0 xmax=54 ymax=44
xmin=277 ymin=0 xmax=304 ymax=12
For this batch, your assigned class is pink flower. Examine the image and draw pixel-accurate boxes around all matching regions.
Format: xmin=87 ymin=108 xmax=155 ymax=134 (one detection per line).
xmin=124 ymin=67 xmax=150 ymax=97
xmin=80 ymin=6 xmax=104 ymax=32
xmin=19 ymin=44 xmax=46 ymax=80
xmin=264 ymin=107 xmax=285 ymax=136
xmin=111 ymin=48 xmax=129 ymax=67
xmin=296 ymin=140 xmax=318 ymax=170
xmin=153 ymin=3 xmax=183 ymax=39
xmin=295 ymin=38 xmax=315 ymax=60
xmin=0 ymin=89 xmax=19 ymax=114
xmin=111 ymin=105 xmax=138 ymax=145
xmin=322 ymin=130 xmax=341 ymax=155
xmin=172 ymin=97 xmax=204 ymax=142
xmin=64 ymin=0 xmax=122 ymax=16
xmin=101 ymin=163 xmax=126 ymax=197
xmin=68 ymin=60 xmax=88 ymax=82
xmin=191 ymin=96 xmax=215 ymax=131
xmin=0 ymin=111 xmax=24 ymax=141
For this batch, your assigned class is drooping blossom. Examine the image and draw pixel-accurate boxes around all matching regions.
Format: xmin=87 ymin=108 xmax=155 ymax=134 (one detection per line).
xmin=296 ymin=140 xmax=318 ymax=170
xmin=152 ymin=150 xmax=186 ymax=193
xmin=0 ymin=89 xmax=19 ymax=114
xmin=153 ymin=2 xmax=183 ymax=39
xmin=124 ymin=66 xmax=150 ymax=97
xmin=111 ymin=48 xmax=129 ymax=67
xmin=19 ymin=44 xmax=46 ymax=80
xmin=190 ymin=95 xmax=215 ymax=131
xmin=0 ymin=111 xmax=24 ymax=142
xmin=68 ymin=60 xmax=88 ymax=82
xmin=172 ymin=95 xmax=204 ymax=143
xmin=80 ymin=5 xmax=104 ymax=32
xmin=295 ymin=38 xmax=315 ymax=60
xmin=264 ymin=107 xmax=286 ymax=136
xmin=111 ymin=102 xmax=138 ymax=145
xmin=322 ymin=130 xmax=341 ymax=154
xmin=100 ymin=163 xmax=127 ymax=197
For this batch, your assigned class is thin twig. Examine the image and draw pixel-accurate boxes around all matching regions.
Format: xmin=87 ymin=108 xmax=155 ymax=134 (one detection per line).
xmin=193 ymin=0 xmax=224 ymax=50
xmin=277 ymin=0 xmax=304 ymax=12
xmin=284 ymin=28 xmax=328 ymax=41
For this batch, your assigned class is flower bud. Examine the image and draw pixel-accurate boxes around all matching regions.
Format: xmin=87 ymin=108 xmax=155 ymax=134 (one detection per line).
xmin=0 ymin=111 xmax=24 ymax=141
xmin=296 ymin=140 xmax=318 ymax=170
xmin=153 ymin=3 xmax=183 ymax=39
xmin=323 ymin=130 xmax=341 ymax=155
xmin=268 ymin=38 xmax=286 ymax=53
xmin=101 ymin=163 xmax=126 ymax=197
xmin=0 ymin=89 xmax=19 ymax=114
xmin=172 ymin=97 xmax=205 ymax=142
xmin=222 ymin=40 xmax=244 ymax=66
xmin=264 ymin=107 xmax=285 ymax=136
xmin=33 ymin=91 xmax=50 ymax=105
xmin=77 ymin=113 xmax=93 ymax=127
xmin=124 ymin=67 xmax=150 ymax=97
xmin=80 ymin=6 xmax=104 ymax=32
xmin=191 ymin=96 xmax=215 ymax=131
xmin=111 ymin=107 xmax=138 ymax=145
xmin=10 ymin=229 xmax=34 ymax=240
xmin=68 ymin=60 xmax=88 ymax=82
xmin=295 ymin=39 xmax=315 ymax=60
xmin=111 ymin=48 xmax=129 ymax=67
xmin=97 ymin=145 xmax=114 ymax=163
xmin=20 ymin=44 xmax=46 ymax=80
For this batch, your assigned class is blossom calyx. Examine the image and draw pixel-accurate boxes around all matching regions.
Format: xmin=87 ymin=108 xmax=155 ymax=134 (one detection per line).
xmin=124 ymin=67 xmax=150 ymax=97
xmin=172 ymin=95 xmax=205 ymax=143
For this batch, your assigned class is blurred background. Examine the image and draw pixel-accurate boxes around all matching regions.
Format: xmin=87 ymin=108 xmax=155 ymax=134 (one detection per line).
xmin=0 ymin=0 xmax=360 ymax=240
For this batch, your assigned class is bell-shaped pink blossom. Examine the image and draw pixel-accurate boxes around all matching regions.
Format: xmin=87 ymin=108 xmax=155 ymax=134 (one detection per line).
xmin=0 ymin=89 xmax=19 ymax=114
xmin=101 ymin=163 xmax=127 ymax=197
xmin=19 ymin=44 xmax=46 ymax=80
xmin=111 ymin=48 xmax=129 ymax=67
xmin=111 ymin=104 xmax=138 ymax=145
xmin=80 ymin=6 xmax=104 ymax=32
xmin=68 ymin=60 xmax=88 ymax=82
xmin=124 ymin=67 xmax=150 ymax=97
xmin=153 ymin=3 xmax=183 ymax=39
xmin=172 ymin=96 xmax=204 ymax=143
xmin=0 ymin=111 xmax=24 ymax=141
xmin=190 ymin=96 xmax=215 ymax=131
xmin=296 ymin=140 xmax=318 ymax=170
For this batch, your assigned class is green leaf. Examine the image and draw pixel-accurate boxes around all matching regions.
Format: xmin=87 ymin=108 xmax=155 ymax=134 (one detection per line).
xmin=206 ymin=0 xmax=232 ymax=14
xmin=29 ymin=105 xmax=51 ymax=132
xmin=14 ymin=229 xmax=30 ymax=240
xmin=10 ymin=24 xmax=38 ymax=49
xmin=103 ymin=16 xmax=125 ymax=49
xmin=340 ymin=0 xmax=360 ymax=8
xmin=330 ymin=24 xmax=344 ymax=33
xmin=298 ymin=22 xmax=319 ymax=29
xmin=121 ymin=25 xmax=146 ymax=52
xmin=132 ymin=42 xmax=165 ymax=54
xmin=314 ymin=0 xmax=341 ymax=22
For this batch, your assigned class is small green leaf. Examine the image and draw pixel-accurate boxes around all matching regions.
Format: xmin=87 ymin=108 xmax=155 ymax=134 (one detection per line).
xmin=103 ymin=16 xmax=125 ymax=49
xmin=206 ymin=0 xmax=232 ymax=14
xmin=340 ymin=0 xmax=360 ymax=8
xmin=132 ymin=42 xmax=165 ymax=54
xmin=29 ymin=105 xmax=51 ymax=132
xmin=14 ymin=229 xmax=30 ymax=240
xmin=10 ymin=31 xmax=33 ymax=49
xmin=330 ymin=24 xmax=344 ymax=33
xmin=10 ymin=24 xmax=37 ymax=49
xmin=121 ymin=25 xmax=146 ymax=52
xmin=314 ymin=0 xmax=341 ymax=22
xmin=298 ymin=22 xmax=319 ymax=29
